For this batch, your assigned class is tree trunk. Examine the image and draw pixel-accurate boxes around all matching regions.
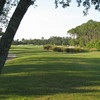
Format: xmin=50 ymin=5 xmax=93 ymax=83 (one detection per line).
xmin=0 ymin=0 xmax=6 ymax=15
xmin=0 ymin=0 xmax=32 ymax=74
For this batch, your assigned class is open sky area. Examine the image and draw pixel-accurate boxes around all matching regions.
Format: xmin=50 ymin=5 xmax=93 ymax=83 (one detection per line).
xmin=14 ymin=0 xmax=100 ymax=40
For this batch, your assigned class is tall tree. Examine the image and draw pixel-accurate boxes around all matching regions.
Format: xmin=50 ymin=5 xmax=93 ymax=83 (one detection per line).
xmin=68 ymin=20 xmax=100 ymax=46
xmin=0 ymin=0 xmax=34 ymax=74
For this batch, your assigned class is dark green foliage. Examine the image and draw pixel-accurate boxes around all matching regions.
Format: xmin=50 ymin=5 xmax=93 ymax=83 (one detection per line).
xmin=79 ymin=37 xmax=84 ymax=47
xmin=52 ymin=46 xmax=64 ymax=52
xmin=74 ymin=48 xmax=82 ymax=52
xmin=43 ymin=45 xmax=87 ymax=53
xmin=0 ymin=0 xmax=19 ymax=27
xmin=64 ymin=48 xmax=71 ymax=53
xmin=55 ymin=0 xmax=100 ymax=15
xmin=69 ymin=39 xmax=75 ymax=46
xmin=64 ymin=47 xmax=86 ymax=53
xmin=68 ymin=20 xmax=100 ymax=48
xmin=86 ymin=41 xmax=100 ymax=50
xmin=95 ymin=41 xmax=100 ymax=50
xmin=12 ymin=36 xmax=70 ymax=46
xmin=43 ymin=45 xmax=53 ymax=50
xmin=86 ymin=41 xmax=95 ymax=49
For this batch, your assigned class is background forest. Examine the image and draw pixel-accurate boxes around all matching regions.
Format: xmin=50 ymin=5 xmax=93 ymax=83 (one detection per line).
xmin=68 ymin=20 xmax=100 ymax=49
xmin=11 ymin=20 xmax=100 ymax=49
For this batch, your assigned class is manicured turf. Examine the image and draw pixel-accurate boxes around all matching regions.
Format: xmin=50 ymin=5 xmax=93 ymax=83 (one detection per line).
xmin=0 ymin=45 xmax=100 ymax=100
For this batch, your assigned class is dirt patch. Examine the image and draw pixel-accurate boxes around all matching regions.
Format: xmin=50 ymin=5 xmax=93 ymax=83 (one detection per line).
xmin=6 ymin=54 xmax=16 ymax=61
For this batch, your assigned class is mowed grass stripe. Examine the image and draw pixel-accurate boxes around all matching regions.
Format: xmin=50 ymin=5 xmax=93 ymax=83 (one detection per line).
xmin=0 ymin=45 xmax=100 ymax=100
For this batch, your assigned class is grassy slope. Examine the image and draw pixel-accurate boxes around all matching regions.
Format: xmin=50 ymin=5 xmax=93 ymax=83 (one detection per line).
xmin=0 ymin=45 xmax=100 ymax=100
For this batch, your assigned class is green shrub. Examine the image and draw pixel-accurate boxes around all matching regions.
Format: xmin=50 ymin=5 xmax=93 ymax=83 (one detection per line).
xmin=43 ymin=45 xmax=87 ymax=53
xmin=86 ymin=41 xmax=95 ymax=49
xmin=64 ymin=48 xmax=70 ymax=52
xmin=64 ymin=47 xmax=87 ymax=53
xmin=64 ymin=48 xmax=74 ymax=53
xmin=52 ymin=46 xmax=64 ymax=52
xmin=95 ymin=41 xmax=100 ymax=50
xmin=43 ymin=45 xmax=53 ymax=50
xmin=74 ymin=48 xmax=85 ymax=52
xmin=74 ymin=48 xmax=80 ymax=52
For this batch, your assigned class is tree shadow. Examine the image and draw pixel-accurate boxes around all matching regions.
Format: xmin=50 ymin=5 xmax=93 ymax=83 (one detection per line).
xmin=0 ymin=56 xmax=100 ymax=99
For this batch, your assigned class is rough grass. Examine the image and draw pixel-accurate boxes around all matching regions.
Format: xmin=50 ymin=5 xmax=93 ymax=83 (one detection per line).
xmin=0 ymin=45 xmax=100 ymax=100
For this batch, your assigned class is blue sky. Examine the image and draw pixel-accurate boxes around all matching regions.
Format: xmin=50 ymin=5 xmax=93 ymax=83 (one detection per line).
xmin=14 ymin=0 xmax=100 ymax=40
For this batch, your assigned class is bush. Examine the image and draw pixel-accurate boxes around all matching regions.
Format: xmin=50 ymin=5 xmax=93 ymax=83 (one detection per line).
xmin=74 ymin=48 xmax=81 ymax=52
xmin=64 ymin=48 xmax=74 ymax=53
xmin=43 ymin=45 xmax=53 ymax=50
xmin=52 ymin=46 xmax=64 ymax=52
xmin=64 ymin=47 xmax=87 ymax=53
xmin=43 ymin=45 xmax=87 ymax=53
xmin=95 ymin=41 xmax=100 ymax=50
xmin=86 ymin=41 xmax=100 ymax=51
xmin=74 ymin=48 xmax=85 ymax=52
xmin=86 ymin=41 xmax=95 ymax=49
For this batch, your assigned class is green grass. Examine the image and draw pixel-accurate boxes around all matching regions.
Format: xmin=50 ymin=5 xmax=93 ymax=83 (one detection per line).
xmin=0 ymin=45 xmax=100 ymax=100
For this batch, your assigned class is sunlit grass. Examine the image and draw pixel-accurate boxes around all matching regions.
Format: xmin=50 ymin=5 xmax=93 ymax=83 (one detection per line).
xmin=0 ymin=45 xmax=100 ymax=100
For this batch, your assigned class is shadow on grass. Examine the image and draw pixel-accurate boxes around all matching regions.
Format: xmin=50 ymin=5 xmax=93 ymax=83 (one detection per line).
xmin=10 ymin=49 xmax=49 ymax=54
xmin=10 ymin=45 xmax=49 ymax=56
xmin=0 ymin=56 xmax=100 ymax=99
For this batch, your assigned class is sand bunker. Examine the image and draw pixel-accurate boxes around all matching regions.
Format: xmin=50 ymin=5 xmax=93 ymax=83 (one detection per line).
xmin=6 ymin=54 xmax=16 ymax=61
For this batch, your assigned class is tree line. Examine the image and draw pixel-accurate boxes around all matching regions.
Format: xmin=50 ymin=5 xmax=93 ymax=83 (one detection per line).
xmin=12 ymin=20 xmax=100 ymax=49
xmin=68 ymin=20 xmax=100 ymax=48
xmin=12 ymin=36 xmax=71 ymax=46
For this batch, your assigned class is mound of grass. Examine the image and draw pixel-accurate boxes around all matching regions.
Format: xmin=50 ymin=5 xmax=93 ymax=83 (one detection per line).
xmin=0 ymin=45 xmax=100 ymax=100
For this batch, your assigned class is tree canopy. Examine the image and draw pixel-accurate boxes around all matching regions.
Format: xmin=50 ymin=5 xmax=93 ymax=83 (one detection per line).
xmin=0 ymin=0 xmax=100 ymax=27
xmin=68 ymin=20 xmax=100 ymax=46
xmin=55 ymin=0 xmax=100 ymax=15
